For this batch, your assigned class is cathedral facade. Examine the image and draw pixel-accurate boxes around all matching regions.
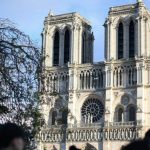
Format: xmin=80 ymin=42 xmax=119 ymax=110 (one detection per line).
xmin=38 ymin=0 xmax=150 ymax=150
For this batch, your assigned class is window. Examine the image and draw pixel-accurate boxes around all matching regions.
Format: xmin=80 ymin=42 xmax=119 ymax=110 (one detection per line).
xmin=129 ymin=21 xmax=135 ymax=58
xmin=115 ymin=106 xmax=124 ymax=122
xmin=118 ymin=23 xmax=124 ymax=59
xmin=62 ymin=109 xmax=68 ymax=125
xmin=82 ymin=33 xmax=86 ymax=63
xmin=52 ymin=111 xmax=57 ymax=125
xmin=64 ymin=29 xmax=70 ymax=64
xmin=81 ymin=98 xmax=104 ymax=123
xmin=53 ymin=31 xmax=60 ymax=66
xmin=128 ymin=105 xmax=136 ymax=121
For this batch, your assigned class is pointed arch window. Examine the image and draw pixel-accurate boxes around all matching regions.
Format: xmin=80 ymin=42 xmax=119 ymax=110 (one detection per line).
xmin=53 ymin=31 xmax=60 ymax=66
xmin=62 ymin=108 xmax=68 ymax=125
xmin=82 ymin=33 xmax=86 ymax=63
xmin=52 ymin=110 xmax=57 ymax=125
xmin=129 ymin=21 xmax=135 ymax=58
xmin=118 ymin=22 xmax=124 ymax=59
xmin=64 ymin=29 xmax=70 ymax=64
xmin=115 ymin=106 xmax=124 ymax=122
xmin=128 ymin=105 xmax=136 ymax=121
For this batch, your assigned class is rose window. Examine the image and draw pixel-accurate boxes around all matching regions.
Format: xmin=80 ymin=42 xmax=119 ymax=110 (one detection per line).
xmin=81 ymin=98 xmax=104 ymax=123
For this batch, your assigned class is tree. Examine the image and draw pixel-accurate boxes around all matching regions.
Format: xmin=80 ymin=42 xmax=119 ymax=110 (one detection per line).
xmin=0 ymin=18 xmax=44 ymax=149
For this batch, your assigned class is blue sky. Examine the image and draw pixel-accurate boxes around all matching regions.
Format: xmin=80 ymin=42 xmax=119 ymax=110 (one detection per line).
xmin=1 ymin=0 xmax=150 ymax=61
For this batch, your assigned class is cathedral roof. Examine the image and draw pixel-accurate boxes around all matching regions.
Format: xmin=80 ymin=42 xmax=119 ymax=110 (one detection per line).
xmin=45 ymin=12 xmax=91 ymax=27
xmin=109 ymin=1 xmax=149 ymax=16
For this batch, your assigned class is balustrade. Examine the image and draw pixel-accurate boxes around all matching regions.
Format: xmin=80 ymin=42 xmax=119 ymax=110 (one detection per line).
xmin=37 ymin=122 xmax=142 ymax=143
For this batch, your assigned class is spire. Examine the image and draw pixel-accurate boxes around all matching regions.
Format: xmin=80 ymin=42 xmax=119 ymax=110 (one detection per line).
xmin=49 ymin=10 xmax=54 ymax=16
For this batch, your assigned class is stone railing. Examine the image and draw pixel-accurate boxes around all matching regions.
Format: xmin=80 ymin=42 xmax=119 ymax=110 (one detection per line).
xmin=108 ymin=121 xmax=142 ymax=127
xmin=37 ymin=122 xmax=142 ymax=143
xmin=76 ymin=63 xmax=105 ymax=91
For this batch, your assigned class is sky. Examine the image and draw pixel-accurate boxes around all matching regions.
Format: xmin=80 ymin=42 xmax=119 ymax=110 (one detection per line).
xmin=1 ymin=0 xmax=150 ymax=62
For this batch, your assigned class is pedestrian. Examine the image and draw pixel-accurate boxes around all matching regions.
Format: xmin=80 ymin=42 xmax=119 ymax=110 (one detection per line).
xmin=0 ymin=123 xmax=25 ymax=150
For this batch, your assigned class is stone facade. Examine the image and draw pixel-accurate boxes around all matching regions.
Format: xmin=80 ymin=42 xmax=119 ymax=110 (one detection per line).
xmin=38 ymin=1 xmax=150 ymax=150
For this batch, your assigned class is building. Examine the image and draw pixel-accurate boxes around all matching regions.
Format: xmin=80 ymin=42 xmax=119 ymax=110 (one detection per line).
xmin=38 ymin=0 xmax=150 ymax=149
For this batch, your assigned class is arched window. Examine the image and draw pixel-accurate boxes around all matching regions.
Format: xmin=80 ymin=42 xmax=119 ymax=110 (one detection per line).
xmin=128 ymin=105 xmax=136 ymax=121
xmin=82 ymin=33 xmax=86 ymax=63
xmin=115 ymin=106 xmax=124 ymax=122
xmin=64 ymin=29 xmax=70 ymax=64
xmin=118 ymin=23 xmax=124 ymax=59
xmin=62 ymin=108 xmax=68 ymax=125
xmin=129 ymin=21 xmax=135 ymax=58
xmin=52 ymin=110 xmax=57 ymax=125
xmin=81 ymin=98 xmax=104 ymax=123
xmin=53 ymin=31 xmax=60 ymax=66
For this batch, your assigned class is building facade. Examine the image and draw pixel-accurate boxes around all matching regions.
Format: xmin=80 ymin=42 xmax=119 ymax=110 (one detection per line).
xmin=38 ymin=0 xmax=150 ymax=150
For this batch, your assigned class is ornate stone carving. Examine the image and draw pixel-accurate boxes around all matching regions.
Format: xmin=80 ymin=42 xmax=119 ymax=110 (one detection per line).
xmin=137 ymin=105 xmax=142 ymax=113
xmin=105 ymin=107 xmax=110 ymax=114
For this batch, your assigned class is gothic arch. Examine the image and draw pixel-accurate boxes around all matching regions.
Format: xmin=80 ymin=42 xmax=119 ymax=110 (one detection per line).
xmin=117 ymin=22 xmax=124 ymax=59
xmin=53 ymin=29 xmax=60 ymax=66
xmin=64 ymin=27 xmax=71 ymax=64
xmin=82 ymin=31 xmax=87 ymax=63
xmin=114 ymin=105 xmax=124 ymax=122
xmin=114 ymin=17 xmax=125 ymax=28
xmin=127 ymin=104 xmax=136 ymax=122
xmin=51 ymin=109 xmax=57 ymax=125
xmin=129 ymin=20 xmax=135 ymax=58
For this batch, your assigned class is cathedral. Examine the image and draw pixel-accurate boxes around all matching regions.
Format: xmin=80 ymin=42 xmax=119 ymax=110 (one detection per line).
xmin=38 ymin=0 xmax=150 ymax=149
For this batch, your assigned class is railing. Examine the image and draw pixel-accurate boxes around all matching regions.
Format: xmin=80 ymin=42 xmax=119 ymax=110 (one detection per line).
xmin=67 ymin=123 xmax=103 ymax=128
xmin=67 ymin=121 xmax=142 ymax=128
xmin=37 ymin=122 xmax=142 ymax=143
xmin=108 ymin=121 xmax=142 ymax=127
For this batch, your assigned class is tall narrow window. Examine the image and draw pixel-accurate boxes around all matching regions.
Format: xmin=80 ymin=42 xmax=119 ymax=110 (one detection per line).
xmin=128 ymin=105 xmax=136 ymax=121
xmin=129 ymin=21 xmax=135 ymax=58
xmin=118 ymin=23 xmax=124 ymax=59
xmin=82 ymin=33 xmax=86 ymax=63
xmin=53 ymin=31 xmax=60 ymax=66
xmin=52 ymin=111 xmax=57 ymax=125
xmin=116 ymin=107 xmax=124 ymax=122
xmin=62 ymin=109 xmax=68 ymax=125
xmin=64 ymin=29 xmax=70 ymax=64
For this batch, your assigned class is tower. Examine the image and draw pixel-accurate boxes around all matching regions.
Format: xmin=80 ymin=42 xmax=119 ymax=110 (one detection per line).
xmin=39 ymin=1 xmax=150 ymax=150
xmin=104 ymin=0 xmax=150 ymax=61
xmin=103 ymin=0 xmax=150 ymax=138
xmin=40 ymin=12 xmax=94 ymax=130
xmin=42 ymin=12 xmax=94 ymax=67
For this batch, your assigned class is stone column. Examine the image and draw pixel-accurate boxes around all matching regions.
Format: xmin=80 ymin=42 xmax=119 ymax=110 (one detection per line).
xmin=124 ymin=23 xmax=129 ymax=58
xmin=84 ymin=72 xmax=86 ymax=89
xmin=72 ymin=25 xmax=79 ymax=64
xmin=90 ymin=72 xmax=93 ymax=89
xmin=137 ymin=17 xmax=141 ymax=57
xmin=105 ymin=70 xmax=108 ymax=87
xmin=41 ymin=31 xmax=45 ymax=66
xmin=71 ymin=27 xmax=74 ymax=64
xmin=59 ymin=31 xmax=64 ymax=66
xmin=141 ymin=17 xmax=145 ymax=57
xmin=108 ymin=22 xmax=111 ymax=60
xmin=77 ymin=26 xmax=82 ymax=64
xmin=45 ymin=30 xmax=53 ymax=67
xmin=145 ymin=18 xmax=148 ymax=57
xmin=104 ymin=23 xmax=108 ymax=60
